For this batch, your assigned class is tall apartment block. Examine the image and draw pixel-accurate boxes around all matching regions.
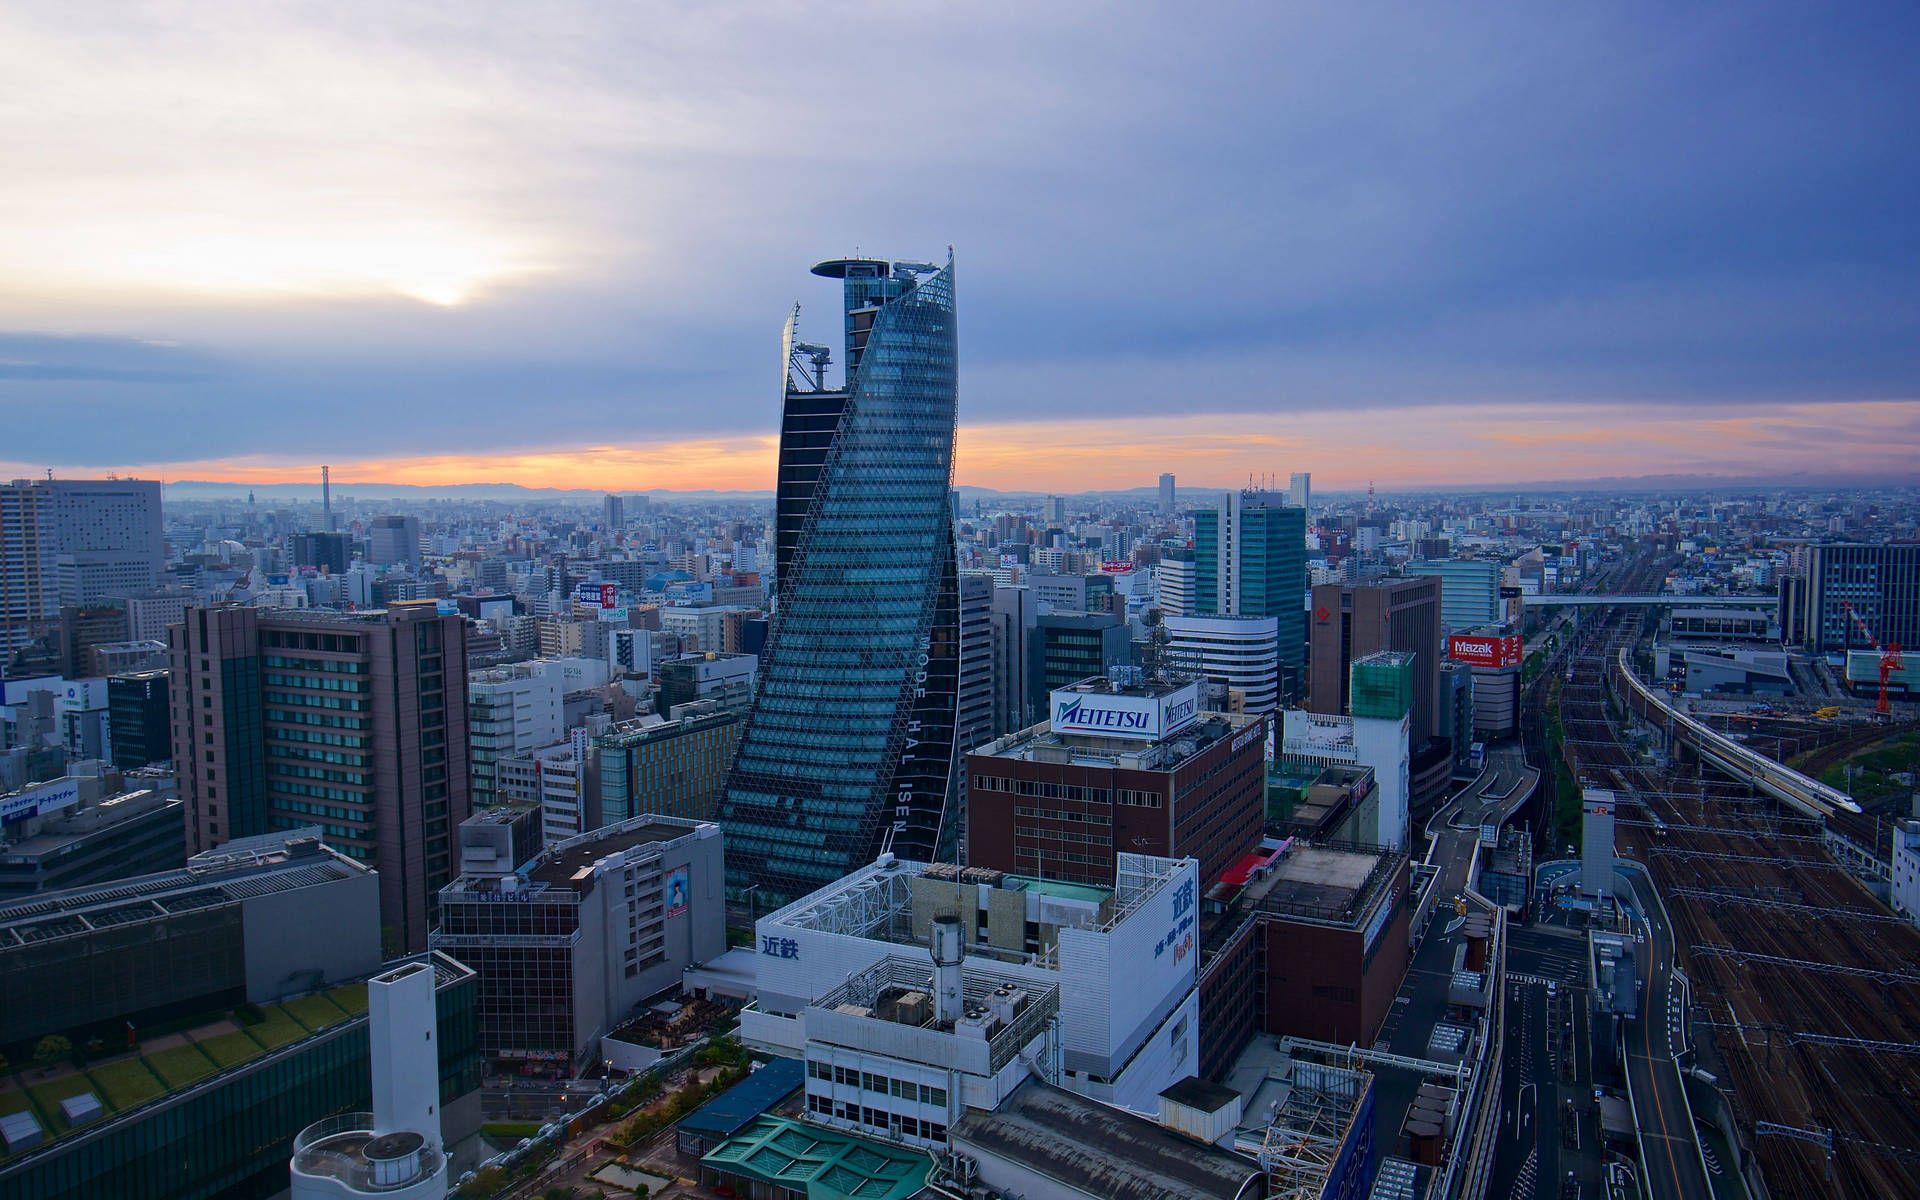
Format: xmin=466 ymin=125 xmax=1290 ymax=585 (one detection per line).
xmin=168 ymin=601 xmax=471 ymax=953
xmin=1159 ymin=473 xmax=1176 ymax=513
xmin=1 ymin=477 xmax=164 ymax=654
xmin=720 ymin=253 xmax=961 ymax=909
xmin=1192 ymin=489 xmax=1307 ymax=702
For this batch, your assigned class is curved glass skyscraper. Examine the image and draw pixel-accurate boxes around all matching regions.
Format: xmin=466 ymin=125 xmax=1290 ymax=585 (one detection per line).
xmin=720 ymin=253 xmax=961 ymax=907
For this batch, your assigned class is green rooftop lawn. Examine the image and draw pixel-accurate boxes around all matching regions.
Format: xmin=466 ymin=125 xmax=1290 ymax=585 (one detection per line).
xmin=249 ymin=1006 xmax=309 ymax=1050
xmin=0 ymin=1083 xmax=34 ymax=1119
xmin=327 ymin=982 xmax=369 ymax=1016
xmin=28 ymin=1072 xmax=110 ymax=1134
xmin=197 ymin=1031 xmax=265 ymax=1070
xmin=282 ymin=993 xmax=350 ymax=1032
xmin=144 ymin=1044 xmax=216 ymax=1090
xmin=85 ymin=1058 xmax=163 ymax=1111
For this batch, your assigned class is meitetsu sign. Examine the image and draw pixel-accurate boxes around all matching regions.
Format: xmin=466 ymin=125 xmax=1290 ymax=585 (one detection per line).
xmin=1049 ymin=681 xmax=1201 ymax=742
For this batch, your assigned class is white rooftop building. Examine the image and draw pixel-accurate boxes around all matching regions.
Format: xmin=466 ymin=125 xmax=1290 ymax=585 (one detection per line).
xmin=1279 ymin=708 xmax=1411 ymax=851
xmin=743 ymin=852 xmax=1201 ymax=1118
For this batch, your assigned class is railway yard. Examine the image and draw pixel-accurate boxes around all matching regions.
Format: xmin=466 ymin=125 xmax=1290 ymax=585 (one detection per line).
xmin=1547 ymin=573 xmax=1920 ymax=1199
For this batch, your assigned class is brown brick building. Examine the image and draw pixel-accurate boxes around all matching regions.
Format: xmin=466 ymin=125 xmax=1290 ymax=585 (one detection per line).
xmin=966 ymin=677 xmax=1266 ymax=888
xmin=1196 ymin=841 xmax=1411 ymax=1072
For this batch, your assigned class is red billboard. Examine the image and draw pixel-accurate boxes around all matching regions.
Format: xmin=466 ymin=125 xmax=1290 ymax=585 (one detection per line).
xmin=1448 ymin=633 xmax=1523 ymax=669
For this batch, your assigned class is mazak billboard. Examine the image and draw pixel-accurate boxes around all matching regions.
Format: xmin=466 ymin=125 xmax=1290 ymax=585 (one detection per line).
xmin=1049 ymin=681 xmax=1201 ymax=742
xmin=1448 ymin=633 xmax=1522 ymax=669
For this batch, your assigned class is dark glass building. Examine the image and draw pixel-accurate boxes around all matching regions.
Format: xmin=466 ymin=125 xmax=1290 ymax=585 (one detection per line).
xmin=1783 ymin=542 xmax=1920 ymax=654
xmin=720 ymin=254 xmax=960 ymax=907
xmin=108 ymin=669 xmax=171 ymax=769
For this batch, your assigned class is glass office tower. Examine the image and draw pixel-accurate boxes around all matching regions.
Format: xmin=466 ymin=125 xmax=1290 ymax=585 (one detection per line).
xmin=720 ymin=253 xmax=960 ymax=908
xmin=1193 ymin=489 xmax=1308 ymax=703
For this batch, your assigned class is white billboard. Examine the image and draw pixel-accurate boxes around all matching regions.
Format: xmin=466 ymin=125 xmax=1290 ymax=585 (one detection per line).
xmin=1 ymin=778 xmax=80 ymax=824
xmin=1048 ymin=682 xmax=1201 ymax=742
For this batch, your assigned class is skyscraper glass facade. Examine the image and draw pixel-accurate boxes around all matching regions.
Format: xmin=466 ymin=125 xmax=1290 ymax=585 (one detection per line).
xmin=720 ymin=254 xmax=961 ymax=907
xmin=1193 ymin=492 xmax=1307 ymax=702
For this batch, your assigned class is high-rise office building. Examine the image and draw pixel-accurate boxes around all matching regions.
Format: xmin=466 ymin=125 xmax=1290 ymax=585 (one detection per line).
xmin=1193 ymin=489 xmax=1307 ymax=701
xmin=1159 ymin=473 xmax=1176 ymax=513
xmin=57 ymin=602 xmax=129 ymax=679
xmin=957 ymin=573 xmax=995 ymax=758
xmin=1781 ymin=542 xmax=1920 ymax=653
xmin=987 ymin=582 xmax=1037 ymax=735
xmin=108 ymin=668 xmax=172 ymax=768
xmin=1153 ymin=548 xmax=1197 ymax=617
xmin=0 ymin=482 xmax=55 ymax=653
xmin=1288 ymin=472 xmax=1311 ymax=512
xmin=292 ymin=530 xmax=352 ymax=574
xmin=168 ymin=601 xmax=471 ymax=953
xmin=720 ymin=253 xmax=960 ymax=907
xmin=1027 ymin=612 xmax=1133 ymax=714
xmin=467 ymin=662 xmax=564 ymax=808
xmin=595 ymin=706 xmax=743 ymax=823
xmin=604 ymin=493 xmax=625 ymax=531
xmin=0 ymin=478 xmax=164 ymax=653
xmin=368 ymin=514 xmax=423 ymax=569
xmin=1409 ymin=558 xmax=1504 ymax=633
xmin=1042 ymin=494 xmax=1067 ymax=526
xmin=1308 ymin=578 xmax=1443 ymax=751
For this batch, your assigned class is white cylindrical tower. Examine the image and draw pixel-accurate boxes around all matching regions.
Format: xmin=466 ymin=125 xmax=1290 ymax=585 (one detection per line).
xmin=290 ymin=961 xmax=449 ymax=1200
xmin=930 ymin=914 xmax=965 ymax=1024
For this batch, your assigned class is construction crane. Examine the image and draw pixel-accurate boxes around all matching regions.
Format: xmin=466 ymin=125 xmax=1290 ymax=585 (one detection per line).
xmin=1842 ymin=601 xmax=1904 ymax=718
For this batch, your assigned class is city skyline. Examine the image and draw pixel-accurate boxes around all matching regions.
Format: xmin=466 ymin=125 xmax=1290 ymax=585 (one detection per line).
xmin=3 ymin=3 xmax=1917 ymax=490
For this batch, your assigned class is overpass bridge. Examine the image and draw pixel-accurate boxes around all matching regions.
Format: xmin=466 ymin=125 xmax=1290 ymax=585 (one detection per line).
xmin=1526 ymin=593 xmax=1775 ymax=608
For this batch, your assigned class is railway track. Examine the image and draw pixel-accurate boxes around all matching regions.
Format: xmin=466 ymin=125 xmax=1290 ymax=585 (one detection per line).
xmin=1549 ymin=581 xmax=1920 ymax=1199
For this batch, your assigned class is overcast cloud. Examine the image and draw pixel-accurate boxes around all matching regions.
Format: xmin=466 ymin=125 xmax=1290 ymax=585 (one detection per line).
xmin=1 ymin=1 xmax=1915 ymax=483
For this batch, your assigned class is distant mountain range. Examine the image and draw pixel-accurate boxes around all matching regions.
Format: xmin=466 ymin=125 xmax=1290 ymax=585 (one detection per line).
xmin=155 ymin=469 xmax=1911 ymax=505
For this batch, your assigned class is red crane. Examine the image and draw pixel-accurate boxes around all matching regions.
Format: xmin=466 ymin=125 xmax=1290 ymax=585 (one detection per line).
xmin=1842 ymin=601 xmax=1904 ymax=718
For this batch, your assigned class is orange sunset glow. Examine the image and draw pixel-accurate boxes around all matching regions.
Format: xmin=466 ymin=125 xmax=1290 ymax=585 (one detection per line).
xmin=12 ymin=398 xmax=1912 ymax=495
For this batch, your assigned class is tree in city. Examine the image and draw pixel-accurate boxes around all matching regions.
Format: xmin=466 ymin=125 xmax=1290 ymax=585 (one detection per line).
xmin=33 ymin=1035 xmax=72 ymax=1072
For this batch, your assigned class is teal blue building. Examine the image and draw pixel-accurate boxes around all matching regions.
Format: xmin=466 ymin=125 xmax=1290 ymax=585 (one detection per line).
xmin=1192 ymin=490 xmax=1307 ymax=702
xmin=720 ymin=254 xmax=961 ymax=908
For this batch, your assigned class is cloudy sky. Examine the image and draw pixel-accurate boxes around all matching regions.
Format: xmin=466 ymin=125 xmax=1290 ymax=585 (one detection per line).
xmin=3 ymin=1 xmax=1916 ymax=492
